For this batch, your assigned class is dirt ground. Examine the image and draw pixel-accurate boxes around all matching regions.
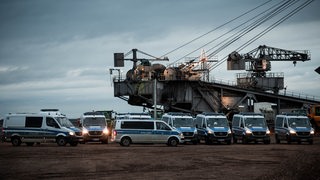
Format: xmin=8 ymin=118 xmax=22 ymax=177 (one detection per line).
xmin=1 ymin=135 xmax=320 ymax=180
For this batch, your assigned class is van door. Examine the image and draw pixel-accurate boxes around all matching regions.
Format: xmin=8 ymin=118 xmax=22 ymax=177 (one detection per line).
xmin=24 ymin=116 xmax=44 ymax=142
xmin=44 ymin=117 xmax=61 ymax=142
xmin=195 ymin=117 xmax=205 ymax=138
xmin=154 ymin=121 xmax=172 ymax=143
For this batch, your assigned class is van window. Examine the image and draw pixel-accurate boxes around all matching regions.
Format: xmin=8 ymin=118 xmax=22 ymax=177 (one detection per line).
xmin=275 ymin=117 xmax=283 ymax=127
xmin=207 ymin=118 xmax=228 ymax=127
xmin=25 ymin=117 xmax=43 ymax=128
xmin=156 ymin=122 xmax=171 ymax=130
xmin=46 ymin=117 xmax=60 ymax=128
xmin=244 ymin=118 xmax=267 ymax=128
xmin=121 ymin=121 xmax=154 ymax=129
xmin=232 ymin=117 xmax=240 ymax=127
xmin=288 ymin=117 xmax=311 ymax=128
xmin=194 ymin=117 xmax=202 ymax=128
xmin=162 ymin=117 xmax=170 ymax=125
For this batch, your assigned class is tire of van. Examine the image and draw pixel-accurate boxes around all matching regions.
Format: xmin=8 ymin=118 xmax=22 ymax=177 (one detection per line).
xmin=309 ymin=139 xmax=313 ymax=145
xmin=242 ymin=136 xmax=247 ymax=144
xmin=101 ymin=139 xmax=108 ymax=144
xmin=275 ymin=135 xmax=280 ymax=144
xmin=264 ymin=140 xmax=270 ymax=144
xmin=120 ymin=137 xmax=131 ymax=147
xmin=168 ymin=137 xmax=178 ymax=147
xmin=233 ymin=136 xmax=238 ymax=144
xmin=56 ymin=136 xmax=67 ymax=146
xmin=11 ymin=136 xmax=21 ymax=146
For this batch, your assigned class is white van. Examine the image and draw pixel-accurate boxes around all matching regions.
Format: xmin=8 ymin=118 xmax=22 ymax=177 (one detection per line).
xmin=40 ymin=109 xmax=83 ymax=143
xmin=162 ymin=112 xmax=198 ymax=144
xmin=3 ymin=113 xmax=79 ymax=146
xmin=79 ymin=111 xmax=109 ymax=144
xmin=112 ymin=119 xmax=184 ymax=146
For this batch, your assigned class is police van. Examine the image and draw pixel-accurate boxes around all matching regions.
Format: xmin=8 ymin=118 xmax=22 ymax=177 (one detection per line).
xmin=232 ymin=113 xmax=271 ymax=144
xmin=79 ymin=111 xmax=109 ymax=144
xmin=3 ymin=113 xmax=79 ymax=146
xmin=275 ymin=113 xmax=314 ymax=144
xmin=111 ymin=119 xmax=184 ymax=146
xmin=162 ymin=112 xmax=198 ymax=144
xmin=40 ymin=109 xmax=83 ymax=143
xmin=194 ymin=112 xmax=232 ymax=144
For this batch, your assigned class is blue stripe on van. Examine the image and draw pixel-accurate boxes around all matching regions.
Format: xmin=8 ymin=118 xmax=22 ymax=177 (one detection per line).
xmin=4 ymin=127 xmax=69 ymax=136
xmin=117 ymin=129 xmax=179 ymax=135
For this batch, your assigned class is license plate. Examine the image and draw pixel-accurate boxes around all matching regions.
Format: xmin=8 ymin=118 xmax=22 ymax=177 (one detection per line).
xmin=256 ymin=139 xmax=263 ymax=141
xmin=218 ymin=139 xmax=225 ymax=142
xmin=92 ymin=138 xmax=100 ymax=141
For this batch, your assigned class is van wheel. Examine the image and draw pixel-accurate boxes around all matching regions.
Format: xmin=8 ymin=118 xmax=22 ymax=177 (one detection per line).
xmin=233 ymin=136 xmax=238 ymax=144
xmin=120 ymin=137 xmax=131 ymax=147
xmin=286 ymin=135 xmax=291 ymax=144
xmin=11 ymin=137 xmax=21 ymax=146
xmin=242 ymin=136 xmax=247 ymax=144
xmin=168 ymin=137 xmax=179 ymax=147
xmin=309 ymin=139 xmax=313 ymax=145
xmin=226 ymin=140 xmax=231 ymax=145
xmin=275 ymin=135 xmax=280 ymax=144
xmin=56 ymin=136 xmax=67 ymax=146
xmin=26 ymin=142 xmax=34 ymax=146
xmin=101 ymin=139 xmax=108 ymax=144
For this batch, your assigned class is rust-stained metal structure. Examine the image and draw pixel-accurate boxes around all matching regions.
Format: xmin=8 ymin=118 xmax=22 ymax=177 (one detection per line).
xmin=111 ymin=47 xmax=319 ymax=117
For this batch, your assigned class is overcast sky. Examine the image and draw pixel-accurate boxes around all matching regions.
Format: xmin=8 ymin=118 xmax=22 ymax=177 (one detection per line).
xmin=0 ymin=0 xmax=319 ymax=118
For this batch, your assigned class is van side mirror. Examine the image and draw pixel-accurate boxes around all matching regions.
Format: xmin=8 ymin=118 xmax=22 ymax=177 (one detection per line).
xmin=195 ymin=124 xmax=198 ymax=128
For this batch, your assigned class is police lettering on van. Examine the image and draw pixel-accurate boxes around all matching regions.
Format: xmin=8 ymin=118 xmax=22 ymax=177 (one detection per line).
xmin=112 ymin=119 xmax=184 ymax=146
xmin=3 ymin=113 xmax=79 ymax=146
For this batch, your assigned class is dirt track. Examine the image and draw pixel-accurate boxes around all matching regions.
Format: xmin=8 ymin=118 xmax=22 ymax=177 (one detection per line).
xmin=1 ymin=135 xmax=320 ymax=180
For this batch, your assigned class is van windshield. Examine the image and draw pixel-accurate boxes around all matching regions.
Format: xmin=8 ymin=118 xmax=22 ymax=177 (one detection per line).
xmin=173 ymin=117 xmax=194 ymax=127
xmin=56 ymin=117 xmax=74 ymax=128
xmin=288 ymin=117 xmax=311 ymax=128
xmin=83 ymin=117 xmax=106 ymax=127
xmin=207 ymin=118 xmax=228 ymax=127
xmin=245 ymin=118 xmax=267 ymax=128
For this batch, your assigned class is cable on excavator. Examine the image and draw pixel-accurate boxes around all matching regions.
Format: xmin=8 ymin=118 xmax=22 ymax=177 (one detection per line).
xmin=209 ymin=0 xmax=313 ymax=71
xmin=163 ymin=0 xmax=273 ymax=65
xmin=162 ymin=0 xmax=313 ymax=73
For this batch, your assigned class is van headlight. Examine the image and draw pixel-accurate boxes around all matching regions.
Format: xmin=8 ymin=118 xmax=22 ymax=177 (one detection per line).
xmin=69 ymin=131 xmax=75 ymax=136
xmin=310 ymin=129 xmax=315 ymax=135
xmin=266 ymin=129 xmax=271 ymax=134
xmin=180 ymin=133 xmax=184 ymax=139
xmin=103 ymin=128 xmax=109 ymax=135
xmin=289 ymin=129 xmax=296 ymax=134
xmin=194 ymin=129 xmax=198 ymax=134
xmin=245 ymin=128 xmax=252 ymax=134
xmin=207 ymin=130 xmax=213 ymax=134
xmin=228 ymin=129 xmax=232 ymax=134
xmin=82 ymin=128 xmax=88 ymax=135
